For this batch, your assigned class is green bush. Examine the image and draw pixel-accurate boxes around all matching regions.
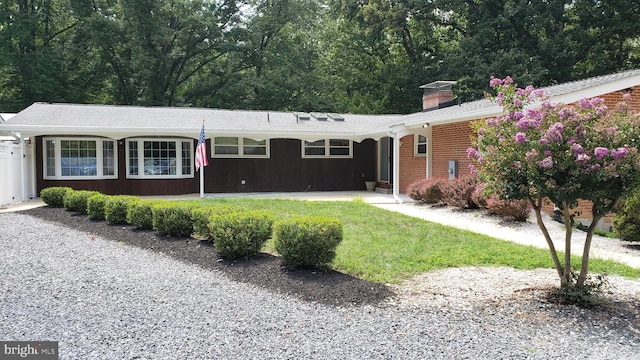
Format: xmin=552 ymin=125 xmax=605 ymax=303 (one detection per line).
xmin=209 ymin=211 xmax=274 ymax=259
xmin=191 ymin=206 xmax=240 ymax=240
xmin=127 ymin=199 xmax=161 ymax=229
xmin=105 ymin=195 xmax=139 ymax=225
xmin=87 ymin=194 xmax=109 ymax=220
xmin=406 ymin=178 xmax=445 ymax=204
xmin=441 ymin=176 xmax=480 ymax=209
xmin=40 ymin=187 xmax=73 ymax=207
xmin=613 ymin=188 xmax=640 ymax=242
xmin=152 ymin=203 xmax=194 ymax=237
xmin=63 ymin=190 xmax=100 ymax=214
xmin=274 ymin=216 xmax=343 ymax=268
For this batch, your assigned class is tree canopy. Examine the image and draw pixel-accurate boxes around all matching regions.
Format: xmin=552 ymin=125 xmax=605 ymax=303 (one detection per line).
xmin=1 ymin=0 xmax=639 ymax=113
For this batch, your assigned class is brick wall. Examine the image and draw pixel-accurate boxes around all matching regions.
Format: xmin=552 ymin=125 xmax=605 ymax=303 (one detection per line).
xmin=398 ymin=135 xmax=426 ymax=193
xmin=431 ymin=121 xmax=474 ymax=179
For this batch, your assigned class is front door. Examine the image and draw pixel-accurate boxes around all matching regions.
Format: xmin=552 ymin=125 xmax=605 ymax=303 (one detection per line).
xmin=378 ymin=136 xmax=393 ymax=183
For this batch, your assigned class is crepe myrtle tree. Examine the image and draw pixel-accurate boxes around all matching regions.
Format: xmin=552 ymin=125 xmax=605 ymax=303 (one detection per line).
xmin=468 ymin=76 xmax=640 ymax=292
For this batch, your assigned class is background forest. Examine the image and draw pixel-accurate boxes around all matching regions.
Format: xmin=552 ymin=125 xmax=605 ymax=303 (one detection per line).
xmin=1 ymin=0 xmax=639 ymax=114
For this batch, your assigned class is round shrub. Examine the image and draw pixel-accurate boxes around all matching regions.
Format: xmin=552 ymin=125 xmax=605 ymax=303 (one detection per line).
xmin=209 ymin=211 xmax=274 ymax=259
xmin=151 ymin=203 xmax=194 ymax=237
xmin=274 ymin=216 xmax=343 ymax=268
xmin=127 ymin=199 xmax=161 ymax=229
xmin=441 ymin=176 xmax=480 ymax=209
xmin=63 ymin=190 xmax=100 ymax=214
xmin=486 ymin=198 xmax=530 ymax=222
xmin=191 ymin=205 xmax=240 ymax=240
xmin=613 ymin=188 xmax=640 ymax=242
xmin=40 ymin=187 xmax=73 ymax=207
xmin=406 ymin=178 xmax=445 ymax=204
xmin=87 ymin=194 xmax=109 ymax=220
xmin=105 ymin=195 xmax=139 ymax=225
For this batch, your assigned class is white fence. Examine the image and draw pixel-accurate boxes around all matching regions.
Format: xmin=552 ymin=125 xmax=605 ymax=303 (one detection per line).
xmin=0 ymin=142 xmax=30 ymax=207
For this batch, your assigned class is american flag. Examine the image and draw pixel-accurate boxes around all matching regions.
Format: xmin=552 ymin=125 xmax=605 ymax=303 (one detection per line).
xmin=195 ymin=123 xmax=208 ymax=171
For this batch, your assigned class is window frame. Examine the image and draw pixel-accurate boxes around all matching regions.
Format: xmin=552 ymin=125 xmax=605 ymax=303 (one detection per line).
xmin=302 ymin=138 xmax=353 ymax=158
xmin=211 ymin=137 xmax=270 ymax=158
xmin=42 ymin=137 xmax=117 ymax=180
xmin=126 ymin=138 xmax=194 ymax=179
xmin=414 ymin=134 xmax=428 ymax=157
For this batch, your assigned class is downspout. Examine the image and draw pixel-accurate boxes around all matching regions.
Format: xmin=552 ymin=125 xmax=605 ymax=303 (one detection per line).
xmin=392 ymin=132 xmax=402 ymax=204
xmin=18 ymin=134 xmax=25 ymax=202
xmin=425 ymin=124 xmax=432 ymax=179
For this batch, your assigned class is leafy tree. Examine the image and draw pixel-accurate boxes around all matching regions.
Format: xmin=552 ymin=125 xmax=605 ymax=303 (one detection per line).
xmin=469 ymin=77 xmax=640 ymax=296
xmin=0 ymin=0 xmax=92 ymax=111
xmin=436 ymin=0 xmax=575 ymax=101
xmin=74 ymin=0 xmax=242 ymax=106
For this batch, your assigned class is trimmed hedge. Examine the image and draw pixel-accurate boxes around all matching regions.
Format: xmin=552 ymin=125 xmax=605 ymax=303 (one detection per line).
xmin=151 ymin=203 xmax=194 ymax=237
xmin=105 ymin=195 xmax=139 ymax=225
xmin=127 ymin=199 xmax=161 ymax=229
xmin=63 ymin=190 xmax=100 ymax=214
xmin=87 ymin=193 xmax=109 ymax=220
xmin=487 ymin=198 xmax=530 ymax=222
xmin=40 ymin=187 xmax=73 ymax=207
xmin=274 ymin=216 xmax=343 ymax=268
xmin=191 ymin=206 xmax=240 ymax=240
xmin=209 ymin=211 xmax=274 ymax=259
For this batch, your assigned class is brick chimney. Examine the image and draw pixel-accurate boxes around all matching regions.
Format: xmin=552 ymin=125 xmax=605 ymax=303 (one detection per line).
xmin=420 ymin=81 xmax=456 ymax=111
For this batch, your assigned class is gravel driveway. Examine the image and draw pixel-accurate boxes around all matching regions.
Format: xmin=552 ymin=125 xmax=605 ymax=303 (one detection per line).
xmin=1 ymin=212 xmax=639 ymax=359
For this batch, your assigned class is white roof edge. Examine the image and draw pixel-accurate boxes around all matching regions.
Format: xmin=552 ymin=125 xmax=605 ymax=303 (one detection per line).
xmin=548 ymin=73 xmax=640 ymax=104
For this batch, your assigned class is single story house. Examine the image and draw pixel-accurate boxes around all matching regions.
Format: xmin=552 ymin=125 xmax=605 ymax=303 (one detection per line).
xmin=1 ymin=69 xmax=640 ymax=223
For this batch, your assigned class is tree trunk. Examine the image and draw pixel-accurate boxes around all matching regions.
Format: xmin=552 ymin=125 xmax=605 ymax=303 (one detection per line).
xmin=531 ymin=197 xmax=564 ymax=284
xmin=561 ymin=204 xmax=573 ymax=287
xmin=577 ymin=214 xmax=603 ymax=288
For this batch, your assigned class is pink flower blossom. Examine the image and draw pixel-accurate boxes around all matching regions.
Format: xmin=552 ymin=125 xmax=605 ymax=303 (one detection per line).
xmin=512 ymin=161 xmax=522 ymax=169
xmin=526 ymin=149 xmax=538 ymax=159
xmin=467 ymin=147 xmax=479 ymax=159
xmin=622 ymin=93 xmax=632 ymax=102
xmin=579 ymin=98 xmax=594 ymax=110
xmin=544 ymin=150 xmax=552 ymax=156
xmin=515 ymin=132 xmax=526 ymax=144
xmin=594 ymin=147 xmax=609 ymax=160
xmin=571 ymin=143 xmax=584 ymax=155
xmin=489 ymin=77 xmax=503 ymax=87
xmin=537 ymin=156 xmax=553 ymax=169
xmin=504 ymin=76 xmax=514 ymax=85
xmin=612 ymin=147 xmax=628 ymax=160
xmin=576 ymin=153 xmax=590 ymax=165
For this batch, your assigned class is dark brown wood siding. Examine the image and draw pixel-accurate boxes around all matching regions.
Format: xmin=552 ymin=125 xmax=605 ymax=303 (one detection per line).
xmin=35 ymin=137 xmax=376 ymax=195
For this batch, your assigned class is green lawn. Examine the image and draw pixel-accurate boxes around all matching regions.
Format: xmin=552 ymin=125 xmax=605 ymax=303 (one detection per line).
xmin=187 ymin=198 xmax=640 ymax=284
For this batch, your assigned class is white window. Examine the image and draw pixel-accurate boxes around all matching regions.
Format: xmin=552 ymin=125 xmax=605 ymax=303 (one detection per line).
xmin=126 ymin=138 xmax=193 ymax=179
xmin=43 ymin=137 xmax=117 ymax=180
xmin=415 ymin=134 xmax=427 ymax=156
xmin=302 ymin=139 xmax=352 ymax=158
xmin=212 ymin=137 xmax=269 ymax=158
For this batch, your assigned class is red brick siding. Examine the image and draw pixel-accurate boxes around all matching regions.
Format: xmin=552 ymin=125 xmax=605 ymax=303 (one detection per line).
xmin=431 ymin=121 xmax=474 ymax=180
xmin=398 ymin=135 xmax=426 ymax=193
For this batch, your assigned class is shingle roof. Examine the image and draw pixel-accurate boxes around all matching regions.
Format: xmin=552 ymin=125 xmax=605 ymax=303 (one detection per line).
xmin=2 ymin=68 xmax=640 ymax=140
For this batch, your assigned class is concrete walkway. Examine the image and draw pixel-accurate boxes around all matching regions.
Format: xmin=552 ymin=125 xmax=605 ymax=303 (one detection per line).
xmin=2 ymin=191 xmax=638 ymax=269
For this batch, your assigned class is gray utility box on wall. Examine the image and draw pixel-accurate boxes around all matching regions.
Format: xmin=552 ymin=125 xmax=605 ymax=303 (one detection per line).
xmin=448 ymin=160 xmax=457 ymax=180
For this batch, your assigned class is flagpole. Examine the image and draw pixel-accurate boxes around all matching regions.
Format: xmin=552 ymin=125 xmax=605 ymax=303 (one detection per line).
xmin=199 ymin=164 xmax=205 ymax=198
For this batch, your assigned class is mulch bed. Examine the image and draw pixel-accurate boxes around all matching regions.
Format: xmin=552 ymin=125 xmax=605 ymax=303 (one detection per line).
xmin=21 ymin=207 xmax=393 ymax=307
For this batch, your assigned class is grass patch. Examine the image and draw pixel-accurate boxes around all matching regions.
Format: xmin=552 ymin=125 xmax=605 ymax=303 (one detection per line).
xmin=187 ymin=198 xmax=640 ymax=284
